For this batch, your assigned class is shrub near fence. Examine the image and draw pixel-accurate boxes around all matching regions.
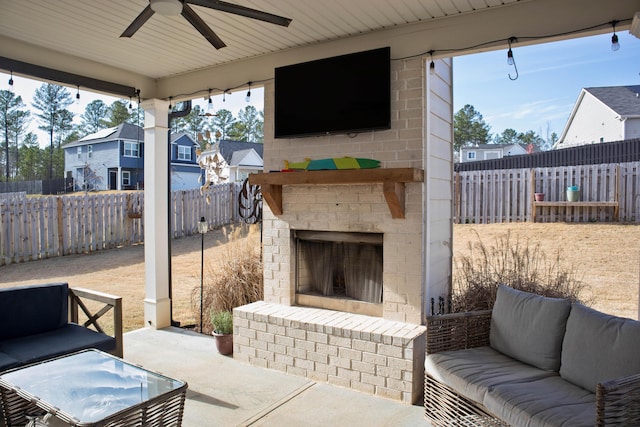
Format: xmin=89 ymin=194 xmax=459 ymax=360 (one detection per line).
xmin=0 ymin=183 xmax=242 ymax=266
xmin=455 ymin=162 xmax=640 ymax=224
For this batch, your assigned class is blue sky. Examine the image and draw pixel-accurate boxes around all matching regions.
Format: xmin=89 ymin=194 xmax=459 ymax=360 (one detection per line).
xmin=453 ymin=31 xmax=640 ymax=141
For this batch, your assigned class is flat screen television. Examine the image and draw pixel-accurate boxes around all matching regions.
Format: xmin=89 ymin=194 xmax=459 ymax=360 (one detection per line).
xmin=274 ymin=47 xmax=391 ymax=139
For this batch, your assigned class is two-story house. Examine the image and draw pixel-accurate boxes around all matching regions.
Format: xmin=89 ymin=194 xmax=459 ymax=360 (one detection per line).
xmin=64 ymin=123 xmax=202 ymax=191
xmin=555 ymin=85 xmax=640 ymax=148
xmin=170 ymin=132 xmax=203 ymax=190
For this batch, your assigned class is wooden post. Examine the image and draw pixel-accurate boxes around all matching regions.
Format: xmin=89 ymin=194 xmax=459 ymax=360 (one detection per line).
xmin=56 ymin=197 xmax=64 ymax=256
xmin=614 ymin=165 xmax=620 ymax=222
xmin=530 ymin=169 xmax=536 ymax=223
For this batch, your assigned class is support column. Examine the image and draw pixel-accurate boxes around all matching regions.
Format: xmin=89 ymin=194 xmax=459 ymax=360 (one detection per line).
xmin=141 ymin=99 xmax=171 ymax=329
xmin=117 ymin=166 xmax=122 ymax=191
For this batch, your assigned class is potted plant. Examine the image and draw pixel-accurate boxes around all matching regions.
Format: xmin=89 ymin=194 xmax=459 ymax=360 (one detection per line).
xmin=210 ymin=310 xmax=233 ymax=355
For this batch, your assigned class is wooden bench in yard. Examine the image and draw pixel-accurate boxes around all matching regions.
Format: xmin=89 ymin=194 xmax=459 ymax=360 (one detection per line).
xmin=530 ymin=166 xmax=620 ymax=222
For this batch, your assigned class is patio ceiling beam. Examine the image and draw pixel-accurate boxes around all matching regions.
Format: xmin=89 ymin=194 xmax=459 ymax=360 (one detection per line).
xmin=0 ymin=56 xmax=138 ymax=99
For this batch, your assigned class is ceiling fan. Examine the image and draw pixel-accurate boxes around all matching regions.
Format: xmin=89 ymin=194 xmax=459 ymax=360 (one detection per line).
xmin=121 ymin=0 xmax=292 ymax=49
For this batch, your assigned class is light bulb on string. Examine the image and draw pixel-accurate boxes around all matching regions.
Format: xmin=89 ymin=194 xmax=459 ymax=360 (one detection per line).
xmin=76 ymin=86 xmax=80 ymax=103
xmin=8 ymin=71 xmax=14 ymax=91
xmin=245 ymin=82 xmax=251 ymax=102
xmin=428 ymin=51 xmax=435 ymax=75
xmin=207 ymin=89 xmax=213 ymax=112
xmin=611 ymin=20 xmax=620 ymax=51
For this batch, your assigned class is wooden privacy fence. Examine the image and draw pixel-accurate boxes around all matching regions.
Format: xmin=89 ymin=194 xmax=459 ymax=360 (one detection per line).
xmin=0 ymin=183 xmax=242 ymax=266
xmin=455 ymin=162 xmax=640 ymax=224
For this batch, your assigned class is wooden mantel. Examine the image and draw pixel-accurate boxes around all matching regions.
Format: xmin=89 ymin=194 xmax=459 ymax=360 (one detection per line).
xmin=248 ymin=168 xmax=424 ymax=219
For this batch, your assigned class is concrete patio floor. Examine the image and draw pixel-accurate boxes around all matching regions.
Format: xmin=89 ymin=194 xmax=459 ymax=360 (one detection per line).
xmin=124 ymin=326 xmax=427 ymax=426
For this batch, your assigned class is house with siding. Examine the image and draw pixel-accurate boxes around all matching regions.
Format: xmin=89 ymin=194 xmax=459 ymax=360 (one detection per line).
xmin=555 ymin=85 xmax=640 ymax=148
xmin=459 ymin=143 xmax=532 ymax=163
xmin=218 ymin=140 xmax=264 ymax=182
xmin=64 ymin=123 xmax=202 ymax=191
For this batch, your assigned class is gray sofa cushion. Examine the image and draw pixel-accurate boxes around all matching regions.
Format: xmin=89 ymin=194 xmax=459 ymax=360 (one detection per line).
xmin=490 ymin=285 xmax=571 ymax=371
xmin=483 ymin=375 xmax=596 ymax=427
xmin=560 ymin=303 xmax=640 ymax=393
xmin=425 ymin=346 xmax=556 ymax=404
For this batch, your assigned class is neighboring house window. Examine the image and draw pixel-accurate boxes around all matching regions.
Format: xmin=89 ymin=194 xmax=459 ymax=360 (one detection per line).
xmin=88 ymin=145 xmax=93 ymax=158
xmin=122 ymin=171 xmax=131 ymax=186
xmin=467 ymin=151 xmax=476 ymax=160
xmin=77 ymin=146 xmax=82 ymax=159
xmin=178 ymin=145 xmax=191 ymax=161
xmin=124 ymin=142 xmax=139 ymax=157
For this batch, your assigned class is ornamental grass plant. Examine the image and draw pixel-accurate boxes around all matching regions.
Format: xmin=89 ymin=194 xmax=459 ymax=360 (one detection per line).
xmin=451 ymin=230 xmax=591 ymax=312
xmin=191 ymin=224 xmax=263 ymax=334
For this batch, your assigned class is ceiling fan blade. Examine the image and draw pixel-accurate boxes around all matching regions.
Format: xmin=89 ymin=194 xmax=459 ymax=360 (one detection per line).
xmin=121 ymin=5 xmax=155 ymax=38
xmin=187 ymin=0 xmax=292 ymax=27
xmin=181 ymin=3 xmax=227 ymax=49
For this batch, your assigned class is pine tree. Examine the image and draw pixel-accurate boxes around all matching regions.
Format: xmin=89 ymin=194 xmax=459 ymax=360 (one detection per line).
xmin=211 ymin=109 xmax=236 ymax=140
xmin=104 ymin=100 xmax=134 ymax=127
xmin=453 ymin=104 xmax=491 ymax=151
xmin=31 ymin=83 xmax=74 ymax=179
xmin=80 ymin=100 xmax=109 ymax=135
xmin=0 ymin=90 xmax=30 ymax=180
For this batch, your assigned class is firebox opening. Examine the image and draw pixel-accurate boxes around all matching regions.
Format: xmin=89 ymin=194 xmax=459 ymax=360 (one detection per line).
xmin=294 ymin=230 xmax=383 ymax=316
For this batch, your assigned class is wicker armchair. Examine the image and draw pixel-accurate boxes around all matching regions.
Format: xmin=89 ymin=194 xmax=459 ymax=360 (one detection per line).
xmin=424 ymin=309 xmax=640 ymax=427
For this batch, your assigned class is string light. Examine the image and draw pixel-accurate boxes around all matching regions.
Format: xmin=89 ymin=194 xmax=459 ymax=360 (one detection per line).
xmin=76 ymin=86 xmax=81 ymax=103
xmin=207 ymin=89 xmax=213 ymax=112
xmin=8 ymin=71 xmax=14 ymax=90
xmin=128 ymin=96 xmax=133 ymax=110
xmin=610 ymin=20 xmax=620 ymax=51
xmin=169 ymin=96 xmax=173 ymax=109
xmin=245 ymin=82 xmax=251 ymax=102
xmin=428 ymin=51 xmax=435 ymax=75
xmin=507 ymin=37 xmax=518 ymax=81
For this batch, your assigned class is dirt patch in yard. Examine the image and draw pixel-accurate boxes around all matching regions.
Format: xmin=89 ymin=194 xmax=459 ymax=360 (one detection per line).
xmin=1 ymin=223 xmax=638 ymax=331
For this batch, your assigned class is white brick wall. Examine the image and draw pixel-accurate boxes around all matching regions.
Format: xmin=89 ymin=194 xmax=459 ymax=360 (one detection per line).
xmin=235 ymin=302 xmax=426 ymax=403
xmin=261 ymin=57 xmax=426 ymax=324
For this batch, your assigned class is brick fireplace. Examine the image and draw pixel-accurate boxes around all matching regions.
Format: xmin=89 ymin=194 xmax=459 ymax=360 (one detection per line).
xmin=235 ymin=55 xmax=453 ymax=404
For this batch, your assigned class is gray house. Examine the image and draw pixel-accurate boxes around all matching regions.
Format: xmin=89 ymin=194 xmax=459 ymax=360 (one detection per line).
xmin=64 ymin=123 xmax=202 ymax=191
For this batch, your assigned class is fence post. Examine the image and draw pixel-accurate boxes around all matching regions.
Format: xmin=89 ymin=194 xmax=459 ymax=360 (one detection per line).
xmin=529 ymin=169 xmax=536 ymax=222
xmin=454 ymin=172 xmax=460 ymax=224
xmin=56 ymin=197 xmax=64 ymax=256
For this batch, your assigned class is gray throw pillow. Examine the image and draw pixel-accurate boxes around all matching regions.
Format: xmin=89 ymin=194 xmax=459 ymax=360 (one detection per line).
xmin=560 ymin=303 xmax=640 ymax=393
xmin=490 ymin=285 xmax=571 ymax=371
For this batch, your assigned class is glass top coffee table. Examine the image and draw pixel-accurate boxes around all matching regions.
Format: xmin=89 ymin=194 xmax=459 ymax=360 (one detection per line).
xmin=0 ymin=349 xmax=187 ymax=427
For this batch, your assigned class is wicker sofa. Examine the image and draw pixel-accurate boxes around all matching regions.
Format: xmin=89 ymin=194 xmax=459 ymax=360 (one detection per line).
xmin=0 ymin=282 xmax=123 ymax=372
xmin=424 ymin=285 xmax=640 ymax=426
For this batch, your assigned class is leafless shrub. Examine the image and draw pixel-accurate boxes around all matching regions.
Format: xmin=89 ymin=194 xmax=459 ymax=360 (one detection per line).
xmin=451 ymin=230 xmax=591 ymax=312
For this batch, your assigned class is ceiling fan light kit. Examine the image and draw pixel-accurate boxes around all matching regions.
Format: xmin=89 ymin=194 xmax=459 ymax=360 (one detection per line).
xmin=150 ymin=0 xmax=182 ymax=16
xmin=122 ymin=0 xmax=292 ymax=49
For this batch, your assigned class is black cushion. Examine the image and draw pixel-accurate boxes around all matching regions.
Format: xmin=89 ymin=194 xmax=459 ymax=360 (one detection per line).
xmin=0 ymin=283 xmax=68 ymax=340
xmin=0 ymin=324 xmax=116 ymax=366
xmin=0 ymin=351 xmax=19 ymax=372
